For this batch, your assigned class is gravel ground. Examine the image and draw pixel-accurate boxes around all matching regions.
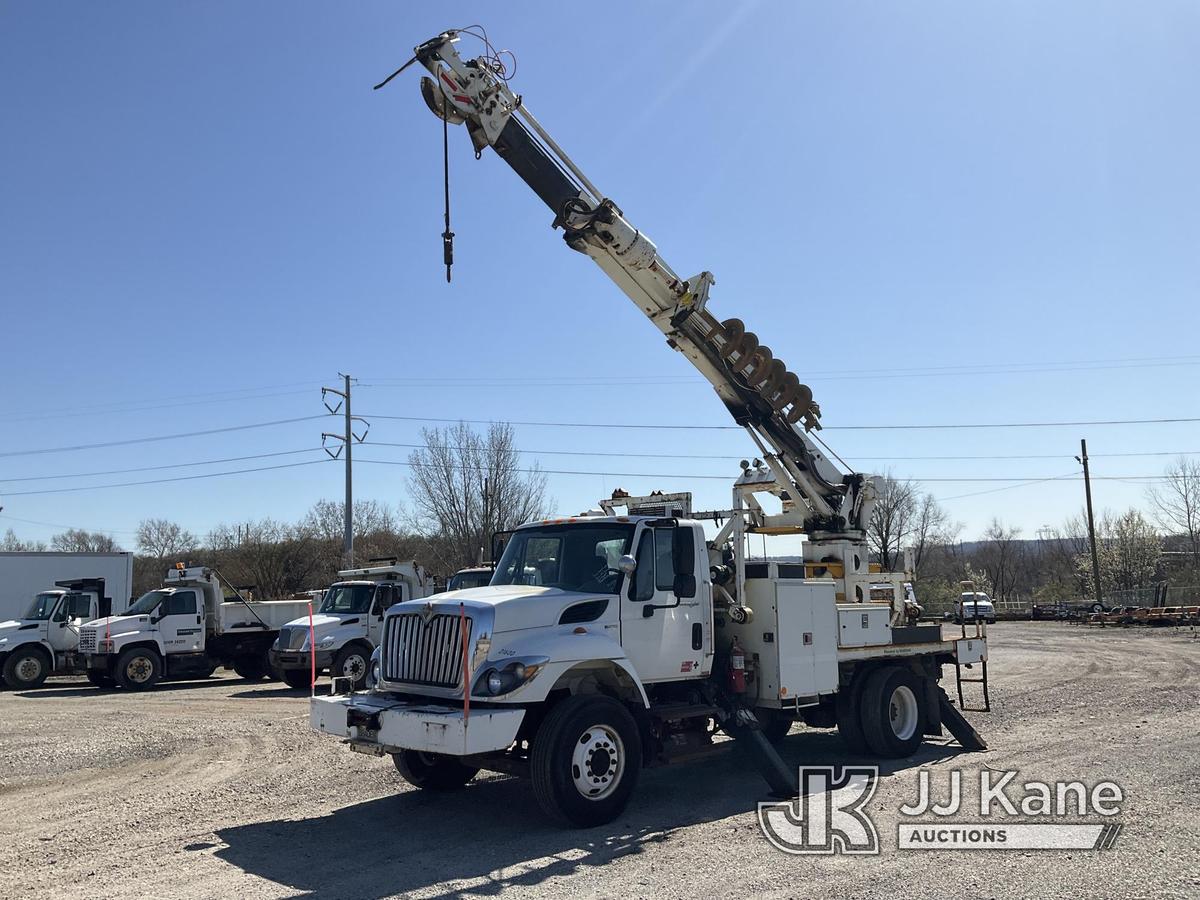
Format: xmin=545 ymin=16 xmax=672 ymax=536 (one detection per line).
xmin=1 ymin=622 xmax=1198 ymax=899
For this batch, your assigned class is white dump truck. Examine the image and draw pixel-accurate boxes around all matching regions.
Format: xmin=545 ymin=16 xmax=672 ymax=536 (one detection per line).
xmin=0 ymin=551 xmax=133 ymax=621
xmin=309 ymin=30 xmax=990 ymax=827
xmin=80 ymin=565 xmax=309 ymax=690
xmin=0 ymin=578 xmax=128 ymax=689
xmin=270 ymin=560 xmax=431 ymax=691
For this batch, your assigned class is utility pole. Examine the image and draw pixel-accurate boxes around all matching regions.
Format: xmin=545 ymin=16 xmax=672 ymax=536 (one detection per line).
xmin=321 ymin=374 xmax=369 ymax=568
xmin=1075 ymin=438 xmax=1103 ymax=609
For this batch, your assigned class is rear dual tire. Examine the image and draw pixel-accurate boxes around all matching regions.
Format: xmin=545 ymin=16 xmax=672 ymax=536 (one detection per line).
xmin=837 ymin=665 xmax=925 ymax=759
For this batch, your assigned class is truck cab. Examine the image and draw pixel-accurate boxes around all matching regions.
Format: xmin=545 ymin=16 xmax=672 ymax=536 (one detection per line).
xmin=0 ymin=579 xmax=115 ymax=689
xmin=271 ymin=561 xmax=430 ymax=691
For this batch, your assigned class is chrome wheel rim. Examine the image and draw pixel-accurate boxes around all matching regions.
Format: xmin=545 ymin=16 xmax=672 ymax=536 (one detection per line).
xmin=341 ymin=653 xmax=367 ymax=680
xmin=889 ymin=685 xmax=919 ymax=741
xmin=571 ymin=724 xmax=625 ymax=801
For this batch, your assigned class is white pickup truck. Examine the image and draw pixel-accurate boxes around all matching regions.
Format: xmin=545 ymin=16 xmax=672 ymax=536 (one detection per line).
xmin=270 ymin=561 xmax=431 ymax=691
xmin=80 ymin=566 xmax=309 ymax=690
xmin=0 ymin=578 xmax=126 ymax=689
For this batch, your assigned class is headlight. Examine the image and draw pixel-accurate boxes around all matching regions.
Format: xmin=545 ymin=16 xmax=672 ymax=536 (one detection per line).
xmin=472 ymin=656 xmax=548 ymax=697
xmin=98 ymin=640 xmax=114 ymax=653
xmin=366 ymin=647 xmax=382 ymax=690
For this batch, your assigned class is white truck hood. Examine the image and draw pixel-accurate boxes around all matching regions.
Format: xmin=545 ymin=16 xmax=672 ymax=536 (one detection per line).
xmin=82 ymin=614 xmax=153 ymax=637
xmin=0 ymin=619 xmax=41 ymax=638
xmin=414 ymin=585 xmax=615 ymax=634
xmin=282 ymin=612 xmax=358 ymax=631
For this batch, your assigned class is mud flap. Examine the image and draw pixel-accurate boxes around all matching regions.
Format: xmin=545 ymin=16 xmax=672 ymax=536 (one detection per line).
xmin=938 ymin=688 xmax=987 ymax=751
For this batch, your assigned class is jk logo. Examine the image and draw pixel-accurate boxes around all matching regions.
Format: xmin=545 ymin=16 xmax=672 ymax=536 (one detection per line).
xmin=757 ymin=766 xmax=880 ymax=855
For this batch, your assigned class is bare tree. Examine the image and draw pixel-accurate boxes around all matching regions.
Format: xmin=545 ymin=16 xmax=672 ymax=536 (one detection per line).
xmin=136 ymin=518 xmax=197 ymax=563
xmin=867 ymin=473 xmax=917 ymax=572
xmin=975 ymin=519 xmax=1023 ymax=601
xmin=204 ymin=519 xmax=321 ymax=598
xmin=1 ymin=529 xmax=47 ymax=551
xmin=910 ymin=493 xmax=960 ymax=576
xmin=50 ymin=528 xmax=121 ymax=552
xmin=1147 ymin=457 xmax=1200 ymax=569
xmin=407 ymin=422 xmax=550 ymax=571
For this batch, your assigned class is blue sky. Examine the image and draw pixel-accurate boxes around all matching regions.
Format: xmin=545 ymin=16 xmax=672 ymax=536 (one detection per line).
xmin=1 ymin=1 xmax=1198 ymax=548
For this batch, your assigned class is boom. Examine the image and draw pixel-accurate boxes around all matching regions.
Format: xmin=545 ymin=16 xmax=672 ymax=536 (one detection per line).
xmin=400 ymin=30 xmax=876 ymax=536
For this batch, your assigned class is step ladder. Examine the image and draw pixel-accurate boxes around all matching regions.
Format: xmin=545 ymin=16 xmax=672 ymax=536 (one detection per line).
xmin=954 ymin=613 xmax=991 ymax=713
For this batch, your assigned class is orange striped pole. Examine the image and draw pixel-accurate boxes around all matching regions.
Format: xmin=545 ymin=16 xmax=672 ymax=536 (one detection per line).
xmin=460 ymin=602 xmax=470 ymax=728
xmin=308 ymin=600 xmax=316 ymax=696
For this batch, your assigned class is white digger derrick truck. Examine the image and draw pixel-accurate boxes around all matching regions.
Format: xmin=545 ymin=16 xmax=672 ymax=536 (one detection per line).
xmin=310 ymin=29 xmax=990 ymax=827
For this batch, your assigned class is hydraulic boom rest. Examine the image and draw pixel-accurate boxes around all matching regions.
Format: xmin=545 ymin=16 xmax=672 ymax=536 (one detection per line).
xmin=404 ymin=30 xmax=878 ymax=539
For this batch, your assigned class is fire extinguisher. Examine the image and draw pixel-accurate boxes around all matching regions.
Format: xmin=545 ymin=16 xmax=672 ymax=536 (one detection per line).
xmin=728 ymin=636 xmax=746 ymax=694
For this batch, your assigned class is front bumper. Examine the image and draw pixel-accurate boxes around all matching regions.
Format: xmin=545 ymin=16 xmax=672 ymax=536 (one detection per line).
xmin=310 ymin=693 xmax=525 ymax=757
xmin=270 ymin=648 xmax=334 ymax=671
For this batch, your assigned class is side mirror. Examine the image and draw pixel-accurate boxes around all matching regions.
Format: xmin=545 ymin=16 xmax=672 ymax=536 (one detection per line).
xmin=617 ymin=555 xmax=637 ymax=576
xmin=673 ymin=574 xmax=697 ymax=599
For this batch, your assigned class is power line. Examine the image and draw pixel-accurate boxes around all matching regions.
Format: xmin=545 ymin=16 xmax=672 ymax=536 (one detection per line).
xmin=0 ymin=448 xmax=322 ymax=483
xmin=0 ymin=513 xmax=142 ymax=537
xmin=0 ymin=381 xmax=325 ymax=423
xmin=360 ymin=412 xmax=1200 ymax=431
xmin=0 ymin=416 xmax=327 ymax=458
xmin=934 ymin=473 xmax=1082 ymax=503
xmin=0 ymin=459 xmax=331 ymax=497
xmin=359 ymin=457 xmax=1174 ymax=484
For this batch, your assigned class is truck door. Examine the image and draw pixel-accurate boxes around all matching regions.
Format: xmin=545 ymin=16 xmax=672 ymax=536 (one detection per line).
xmin=619 ymin=523 xmax=708 ymax=683
xmin=47 ymin=594 xmax=82 ymax=653
xmin=158 ymin=589 xmax=204 ymax=653
xmin=368 ymin=583 xmax=399 ymax=646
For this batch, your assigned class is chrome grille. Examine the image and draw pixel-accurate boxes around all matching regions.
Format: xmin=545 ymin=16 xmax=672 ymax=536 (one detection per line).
xmin=78 ymin=628 xmax=97 ymax=654
xmin=277 ymin=626 xmax=307 ymax=650
xmin=382 ymin=612 xmax=470 ymax=688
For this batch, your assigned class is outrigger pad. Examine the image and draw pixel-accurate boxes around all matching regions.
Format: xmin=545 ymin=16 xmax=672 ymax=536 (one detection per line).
xmin=938 ymin=689 xmax=988 ymax=752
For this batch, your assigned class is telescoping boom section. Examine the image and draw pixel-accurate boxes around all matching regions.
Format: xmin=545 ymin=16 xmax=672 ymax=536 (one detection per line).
xmin=403 ymin=30 xmax=877 ymax=542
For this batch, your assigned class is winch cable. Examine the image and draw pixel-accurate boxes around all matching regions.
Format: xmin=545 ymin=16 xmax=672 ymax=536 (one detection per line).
xmin=441 ymin=109 xmax=454 ymax=282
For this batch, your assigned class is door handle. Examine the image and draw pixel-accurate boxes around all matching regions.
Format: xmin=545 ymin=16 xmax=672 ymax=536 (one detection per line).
xmin=196 ymin=615 xmax=202 ymax=624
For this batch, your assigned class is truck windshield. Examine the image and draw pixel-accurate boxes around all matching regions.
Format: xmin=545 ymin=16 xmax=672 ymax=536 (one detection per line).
xmin=448 ymin=570 xmax=492 ymax=591
xmin=320 ymin=585 xmax=374 ymax=614
xmin=126 ymin=590 xmax=169 ymax=616
xmin=492 ymin=523 xmax=634 ymax=593
xmin=23 ymin=592 xmax=61 ymax=620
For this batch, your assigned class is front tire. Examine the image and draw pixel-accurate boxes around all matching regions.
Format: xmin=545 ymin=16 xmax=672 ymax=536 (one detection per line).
xmin=333 ymin=645 xmax=370 ymax=691
xmin=3 ymin=647 xmax=51 ymax=689
xmin=114 ymin=647 xmax=162 ymax=691
xmin=282 ymin=669 xmax=311 ymax=690
xmin=531 ymin=694 xmax=642 ymax=828
xmin=392 ymin=751 xmax=479 ymax=791
xmin=859 ymin=666 xmax=924 ymax=758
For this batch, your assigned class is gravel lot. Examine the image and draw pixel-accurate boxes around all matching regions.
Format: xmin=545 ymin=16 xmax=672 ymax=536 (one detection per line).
xmin=2 ymin=622 xmax=1198 ymax=899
